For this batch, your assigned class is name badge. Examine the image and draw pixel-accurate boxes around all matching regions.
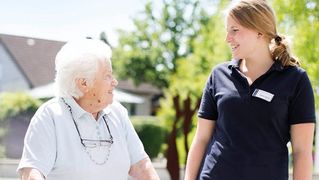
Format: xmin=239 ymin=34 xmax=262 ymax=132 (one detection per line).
xmin=252 ymin=89 xmax=274 ymax=102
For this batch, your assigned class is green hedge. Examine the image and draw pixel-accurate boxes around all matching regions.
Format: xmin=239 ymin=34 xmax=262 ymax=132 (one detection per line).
xmin=0 ymin=92 xmax=42 ymax=158
xmin=131 ymin=116 xmax=166 ymax=159
xmin=0 ymin=92 xmax=41 ymax=123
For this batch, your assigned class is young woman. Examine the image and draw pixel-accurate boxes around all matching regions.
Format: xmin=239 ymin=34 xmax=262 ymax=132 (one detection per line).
xmin=185 ymin=1 xmax=315 ymax=180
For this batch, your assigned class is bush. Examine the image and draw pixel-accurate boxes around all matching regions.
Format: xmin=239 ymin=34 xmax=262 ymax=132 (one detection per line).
xmin=0 ymin=92 xmax=41 ymax=123
xmin=0 ymin=92 xmax=42 ymax=158
xmin=131 ymin=116 xmax=166 ymax=159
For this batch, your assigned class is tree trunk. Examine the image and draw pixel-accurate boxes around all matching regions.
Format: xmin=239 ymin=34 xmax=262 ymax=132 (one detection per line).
xmin=166 ymin=124 xmax=180 ymax=180
xmin=182 ymin=97 xmax=201 ymax=164
xmin=166 ymin=96 xmax=201 ymax=180
xmin=183 ymin=97 xmax=191 ymax=162
xmin=166 ymin=95 xmax=182 ymax=180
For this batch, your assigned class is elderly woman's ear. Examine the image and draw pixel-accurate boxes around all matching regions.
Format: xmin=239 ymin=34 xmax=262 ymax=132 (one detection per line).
xmin=76 ymin=78 xmax=89 ymax=93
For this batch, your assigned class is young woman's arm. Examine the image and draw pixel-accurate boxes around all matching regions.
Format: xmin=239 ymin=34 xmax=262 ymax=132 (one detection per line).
xmin=184 ymin=118 xmax=216 ymax=180
xmin=291 ymin=123 xmax=315 ymax=180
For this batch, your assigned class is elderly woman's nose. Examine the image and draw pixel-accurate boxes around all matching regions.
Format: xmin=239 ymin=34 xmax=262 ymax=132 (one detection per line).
xmin=112 ymin=78 xmax=118 ymax=86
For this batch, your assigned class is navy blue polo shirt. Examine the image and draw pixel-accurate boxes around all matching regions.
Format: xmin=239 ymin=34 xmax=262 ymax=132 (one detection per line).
xmin=198 ymin=59 xmax=316 ymax=180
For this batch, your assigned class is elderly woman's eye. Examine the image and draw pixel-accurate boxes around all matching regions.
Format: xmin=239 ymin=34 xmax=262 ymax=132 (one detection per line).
xmin=105 ymin=75 xmax=112 ymax=80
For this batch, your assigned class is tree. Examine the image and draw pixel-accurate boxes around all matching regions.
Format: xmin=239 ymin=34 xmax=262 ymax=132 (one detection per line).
xmin=112 ymin=0 xmax=229 ymax=179
xmin=272 ymin=0 xmax=319 ymax=90
xmin=113 ymin=0 xmax=205 ymax=87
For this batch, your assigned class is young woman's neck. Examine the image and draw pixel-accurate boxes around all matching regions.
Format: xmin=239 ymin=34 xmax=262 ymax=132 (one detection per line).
xmin=242 ymin=47 xmax=273 ymax=72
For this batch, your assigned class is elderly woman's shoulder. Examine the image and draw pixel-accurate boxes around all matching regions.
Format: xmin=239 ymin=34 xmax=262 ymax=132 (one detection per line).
xmin=105 ymin=101 xmax=130 ymax=126
xmin=34 ymin=97 xmax=64 ymax=115
xmin=107 ymin=101 xmax=127 ymax=113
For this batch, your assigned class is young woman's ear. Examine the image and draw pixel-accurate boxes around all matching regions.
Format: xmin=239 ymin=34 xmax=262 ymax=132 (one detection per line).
xmin=257 ymin=32 xmax=263 ymax=38
xmin=76 ymin=78 xmax=89 ymax=93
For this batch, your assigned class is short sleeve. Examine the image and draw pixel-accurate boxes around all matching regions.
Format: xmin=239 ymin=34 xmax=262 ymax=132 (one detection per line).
xmin=121 ymin=107 xmax=148 ymax=165
xmin=288 ymin=71 xmax=316 ymax=124
xmin=198 ymin=71 xmax=218 ymax=120
xmin=17 ymin=106 xmax=57 ymax=177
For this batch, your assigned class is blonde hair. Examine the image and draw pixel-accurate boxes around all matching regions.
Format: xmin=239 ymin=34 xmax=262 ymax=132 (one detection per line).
xmin=226 ymin=0 xmax=299 ymax=66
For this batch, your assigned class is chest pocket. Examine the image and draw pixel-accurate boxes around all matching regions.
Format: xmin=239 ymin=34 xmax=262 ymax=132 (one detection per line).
xmin=252 ymin=94 xmax=288 ymax=116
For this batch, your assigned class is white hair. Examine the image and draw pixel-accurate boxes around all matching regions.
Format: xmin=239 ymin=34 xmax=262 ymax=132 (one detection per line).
xmin=54 ymin=39 xmax=112 ymax=98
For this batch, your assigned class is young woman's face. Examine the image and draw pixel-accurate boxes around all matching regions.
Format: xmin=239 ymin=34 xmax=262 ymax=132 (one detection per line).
xmin=225 ymin=16 xmax=260 ymax=60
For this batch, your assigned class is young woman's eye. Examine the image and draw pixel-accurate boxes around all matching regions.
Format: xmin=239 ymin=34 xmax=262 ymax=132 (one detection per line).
xmin=229 ymin=29 xmax=239 ymax=36
xmin=232 ymin=29 xmax=239 ymax=33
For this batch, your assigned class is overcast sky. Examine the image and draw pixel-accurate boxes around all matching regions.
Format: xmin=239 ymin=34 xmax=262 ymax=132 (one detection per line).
xmin=0 ymin=0 xmax=148 ymax=45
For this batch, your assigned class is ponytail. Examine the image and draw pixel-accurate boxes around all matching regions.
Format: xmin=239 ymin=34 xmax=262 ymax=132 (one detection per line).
xmin=270 ymin=35 xmax=300 ymax=67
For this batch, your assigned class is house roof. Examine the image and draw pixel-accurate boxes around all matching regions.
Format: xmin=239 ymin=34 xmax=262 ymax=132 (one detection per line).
xmin=0 ymin=33 xmax=160 ymax=95
xmin=0 ymin=34 xmax=65 ymax=88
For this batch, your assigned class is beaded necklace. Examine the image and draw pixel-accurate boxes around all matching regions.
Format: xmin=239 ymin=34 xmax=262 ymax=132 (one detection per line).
xmin=61 ymin=98 xmax=113 ymax=165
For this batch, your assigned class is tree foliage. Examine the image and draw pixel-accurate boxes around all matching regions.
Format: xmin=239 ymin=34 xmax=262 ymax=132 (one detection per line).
xmin=273 ymin=0 xmax=319 ymax=95
xmin=113 ymin=0 xmax=206 ymax=88
xmin=0 ymin=92 xmax=41 ymax=122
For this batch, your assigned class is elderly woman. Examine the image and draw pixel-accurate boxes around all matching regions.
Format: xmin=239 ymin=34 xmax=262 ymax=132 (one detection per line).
xmin=18 ymin=39 xmax=159 ymax=180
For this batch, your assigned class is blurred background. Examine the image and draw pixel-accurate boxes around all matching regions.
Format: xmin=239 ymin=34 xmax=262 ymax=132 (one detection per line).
xmin=0 ymin=0 xmax=319 ymax=179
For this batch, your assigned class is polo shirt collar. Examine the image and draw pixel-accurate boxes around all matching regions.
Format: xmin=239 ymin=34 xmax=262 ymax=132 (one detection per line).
xmin=269 ymin=60 xmax=284 ymax=72
xmin=99 ymin=106 xmax=111 ymax=118
xmin=228 ymin=59 xmax=241 ymax=69
xmin=228 ymin=59 xmax=284 ymax=72
xmin=62 ymin=97 xmax=112 ymax=121
xmin=63 ymin=97 xmax=88 ymax=120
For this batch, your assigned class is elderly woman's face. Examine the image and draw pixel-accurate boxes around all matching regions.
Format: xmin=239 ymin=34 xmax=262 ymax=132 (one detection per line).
xmin=86 ymin=60 xmax=118 ymax=110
